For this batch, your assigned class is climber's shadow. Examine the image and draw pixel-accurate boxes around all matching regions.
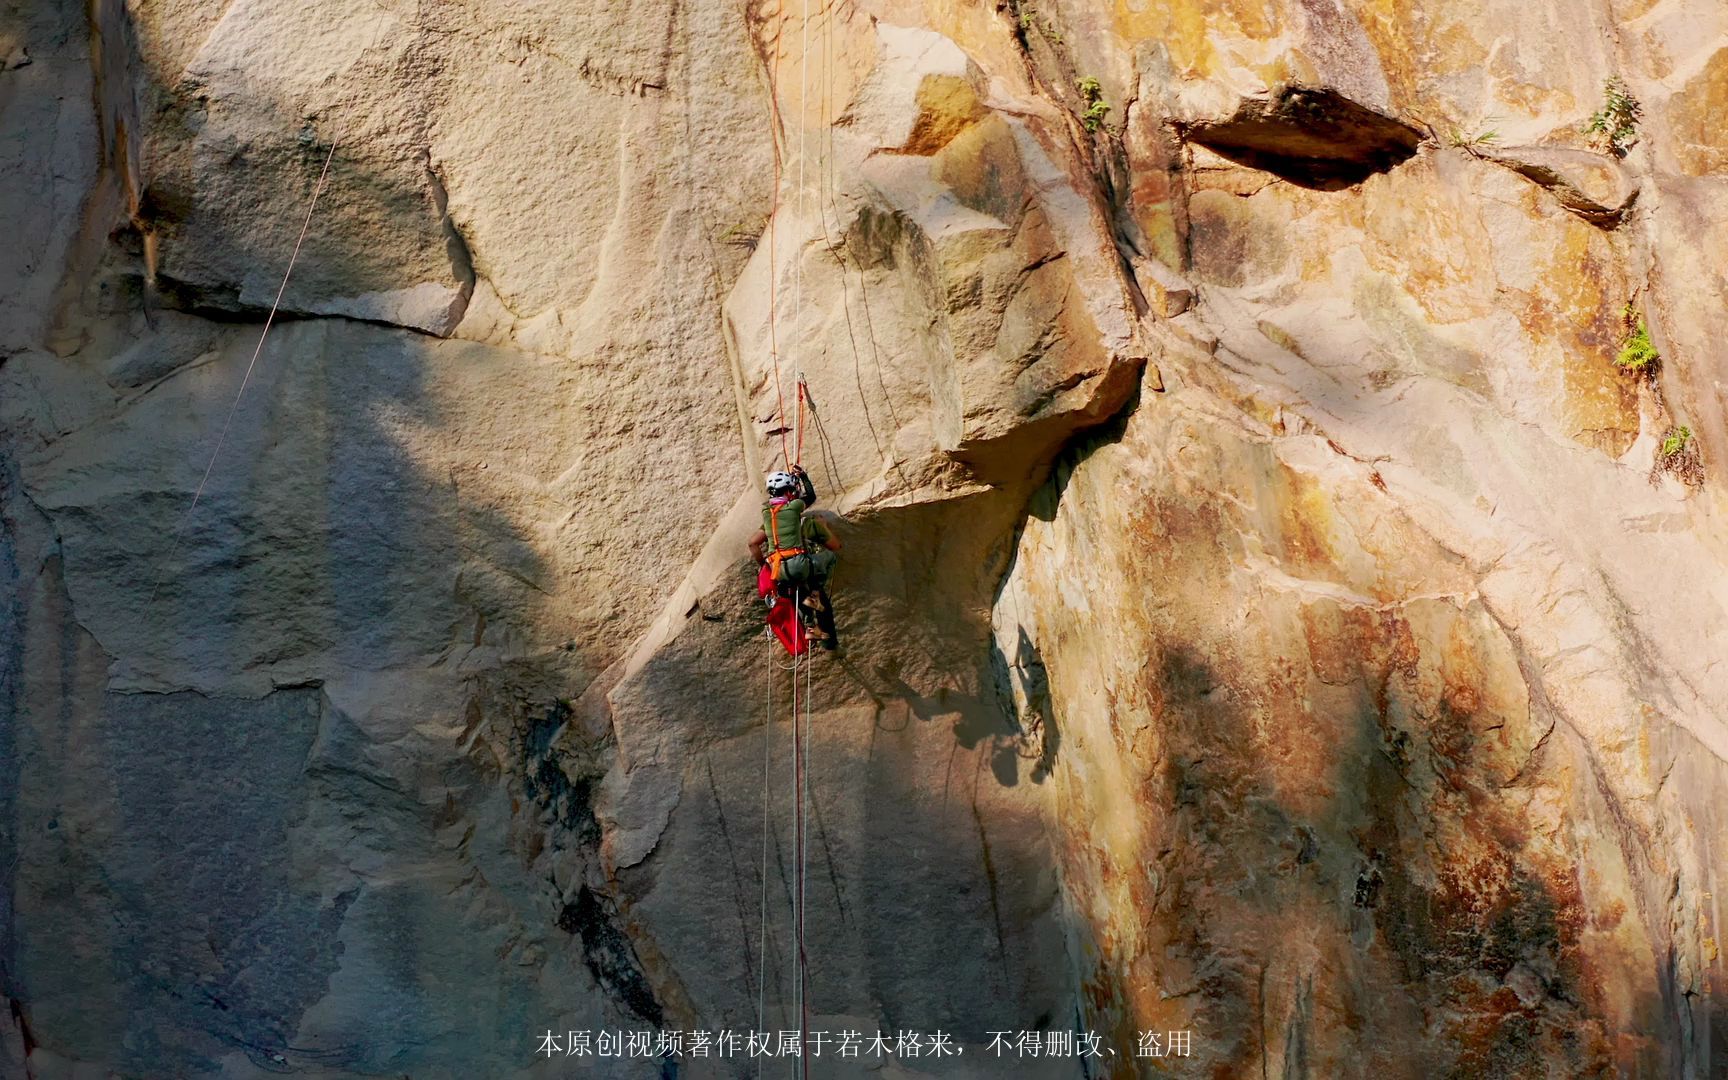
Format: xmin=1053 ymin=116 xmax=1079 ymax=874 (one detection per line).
xmin=824 ymin=628 xmax=1057 ymax=788
xmin=983 ymin=626 xmax=1059 ymax=785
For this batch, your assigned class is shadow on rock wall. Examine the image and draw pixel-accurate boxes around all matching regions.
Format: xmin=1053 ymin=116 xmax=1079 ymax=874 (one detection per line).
xmin=1 ymin=3 xmax=672 ymax=1078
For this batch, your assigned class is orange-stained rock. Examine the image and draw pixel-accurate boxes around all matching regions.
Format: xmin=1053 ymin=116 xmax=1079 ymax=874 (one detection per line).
xmin=1666 ymin=46 xmax=1728 ymax=176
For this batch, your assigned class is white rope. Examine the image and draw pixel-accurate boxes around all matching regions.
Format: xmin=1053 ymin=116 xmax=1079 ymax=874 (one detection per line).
xmin=149 ymin=138 xmax=339 ymax=606
xmin=799 ymin=612 xmax=813 ymax=1072
xmin=791 ymin=11 xmax=822 ymax=1067
xmin=758 ymin=640 xmax=772 ymax=1072
xmin=794 ymin=611 xmax=808 ymax=1071
xmin=792 ymin=0 xmax=810 ymax=464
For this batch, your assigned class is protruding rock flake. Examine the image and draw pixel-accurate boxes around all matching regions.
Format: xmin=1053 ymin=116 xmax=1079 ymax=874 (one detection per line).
xmin=1181 ymin=86 xmax=1424 ymax=190
xmin=4 ymin=0 xmax=1728 ymax=1077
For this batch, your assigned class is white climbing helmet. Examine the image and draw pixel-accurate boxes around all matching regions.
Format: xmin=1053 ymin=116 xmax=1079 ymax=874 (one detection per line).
xmin=765 ymin=471 xmax=798 ymax=497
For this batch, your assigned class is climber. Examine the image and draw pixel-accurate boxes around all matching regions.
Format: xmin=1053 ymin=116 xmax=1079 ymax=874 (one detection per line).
xmin=749 ymin=466 xmax=842 ymax=648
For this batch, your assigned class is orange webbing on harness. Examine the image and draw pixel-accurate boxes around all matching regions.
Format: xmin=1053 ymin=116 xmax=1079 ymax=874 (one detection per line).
xmin=766 ymin=548 xmax=805 ymax=582
xmin=765 ymin=501 xmax=806 ymax=583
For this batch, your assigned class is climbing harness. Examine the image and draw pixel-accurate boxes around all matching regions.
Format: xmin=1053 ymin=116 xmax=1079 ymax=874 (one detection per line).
xmin=762 ymin=492 xmax=813 ymax=586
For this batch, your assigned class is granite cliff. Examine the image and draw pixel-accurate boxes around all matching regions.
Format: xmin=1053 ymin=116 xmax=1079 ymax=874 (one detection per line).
xmin=4 ymin=0 xmax=1728 ymax=1076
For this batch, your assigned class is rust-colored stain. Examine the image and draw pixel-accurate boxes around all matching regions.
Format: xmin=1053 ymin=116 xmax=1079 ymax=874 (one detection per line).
xmin=1274 ymin=463 xmax=1340 ymax=575
xmin=934 ymin=114 xmax=1028 ymax=224
xmin=899 ymin=74 xmax=987 ymax=156
xmin=1523 ymin=222 xmax=1641 ymax=456
xmin=1667 ymin=46 xmax=1728 ymax=176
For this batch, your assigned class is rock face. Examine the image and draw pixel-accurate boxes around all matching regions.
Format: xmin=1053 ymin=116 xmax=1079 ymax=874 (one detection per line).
xmin=4 ymin=0 xmax=1728 ymax=1078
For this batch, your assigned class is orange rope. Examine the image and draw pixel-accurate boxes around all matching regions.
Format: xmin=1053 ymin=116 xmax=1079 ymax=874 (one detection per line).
xmin=767 ymin=3 xmax=789 ymax=468
xmin=795 ymin=379 xmax=806 ymax=466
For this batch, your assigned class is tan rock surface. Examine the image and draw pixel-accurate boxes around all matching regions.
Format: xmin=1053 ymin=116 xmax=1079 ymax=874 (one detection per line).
xmin=5 ymin=0 xmax=1728 ymax=1076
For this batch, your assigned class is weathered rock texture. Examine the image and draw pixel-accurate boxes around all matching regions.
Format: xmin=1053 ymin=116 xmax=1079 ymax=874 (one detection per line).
xmin=4 ymin=0 xmax=1728 ymax=1077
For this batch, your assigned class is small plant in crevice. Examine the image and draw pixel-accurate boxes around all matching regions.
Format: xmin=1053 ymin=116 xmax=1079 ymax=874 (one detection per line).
xmin=1584 ymin=76 xmax=1641 ymax=157
xmin=1446 ymin=120 xmax=1501 ymax=150
xmin=1077 ymin=76 xmax=1110 ymax=132
xmin=1615 ymin=306 xmax=1660 ymax=373
xmin=1652 ymin=424 xmax=1705 ymax=488
xmin=1014 ymin=4 xmax=1063 ymax=43
xmin=716 ymin=220 xmax=762 ymax=252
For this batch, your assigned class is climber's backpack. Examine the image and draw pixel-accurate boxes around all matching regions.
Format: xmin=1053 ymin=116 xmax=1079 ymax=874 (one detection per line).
xmin=762 ymin=497 xmax=808 ymax=584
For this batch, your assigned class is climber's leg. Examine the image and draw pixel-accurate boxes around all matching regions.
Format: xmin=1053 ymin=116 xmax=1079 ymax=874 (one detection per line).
xmin=805 ymin=550 xmax=837 ymax=595
xmin=811 ymin=591 xmax=839 ymax=650
xmin=803 ymin=550 xmax=839 ymax=649
xmin=774 ymin=553 xmax=811 ymax=602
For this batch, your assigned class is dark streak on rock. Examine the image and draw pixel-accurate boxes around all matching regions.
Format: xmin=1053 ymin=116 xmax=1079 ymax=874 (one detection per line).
xmin=702 ymin=756 xmax=760 ymax=995
xmin=7 ymin=998 xmax=35 ymax=1057
xmin=970 ymin=796 xmax=1010 ymax=980
xmin=807 ymin=774 xmax=851 ymax=929
xmin=557 ymin=886 xmax=664 ymax=1026
xmin=521 ymin=699 xmax=601 ymax=845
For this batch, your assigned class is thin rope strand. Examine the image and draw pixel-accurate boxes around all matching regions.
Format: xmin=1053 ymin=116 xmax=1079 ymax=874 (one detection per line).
xmin=149 ymin=139 xmax=339 ymax=606
xmin=799 ymin=624 xmax=812 ymax=1068
xmin=792 ymin=608 xmax=807 ymax=1079
xmin=789 ymin=591 xmax=802 ymax=1078
xmin=792 ymin=0 xmax=810 ymax=470
xmin=768 ymin=5 xmax=789 ymax=467
xmin=758 ymin=642 xmax=773 ymax=1077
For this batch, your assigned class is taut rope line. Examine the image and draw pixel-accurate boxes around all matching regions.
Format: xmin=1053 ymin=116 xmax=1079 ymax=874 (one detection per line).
xmin=149 ymin=137 xmax=339 ymax=607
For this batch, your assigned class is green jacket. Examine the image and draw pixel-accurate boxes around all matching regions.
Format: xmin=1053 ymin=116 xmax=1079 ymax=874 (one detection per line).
xmin=763 ymin=499 xmax=805 ymax=552
xmin=762 ymin=499 xmax=832 ymax=553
